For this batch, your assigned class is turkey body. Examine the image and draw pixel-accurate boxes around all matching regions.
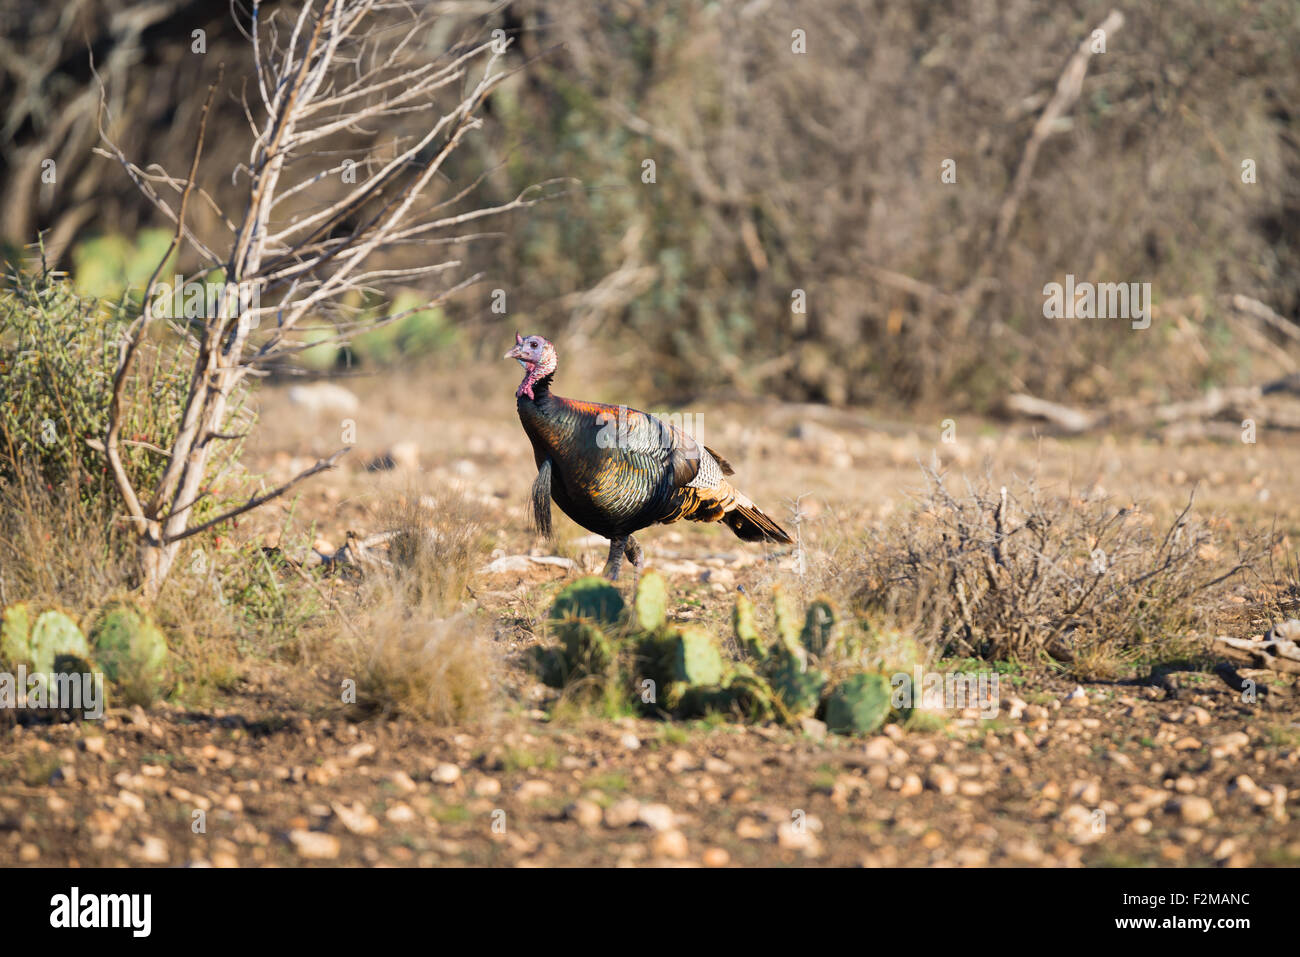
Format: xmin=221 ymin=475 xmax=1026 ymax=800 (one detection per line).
xmin=516 ymin=374 xmax=791 ymax=572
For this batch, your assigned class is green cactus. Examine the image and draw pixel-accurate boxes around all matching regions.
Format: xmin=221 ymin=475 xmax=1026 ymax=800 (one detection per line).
xmin=800 ymin=598 xmax=837 ymax=658
xmin=766 ymin=653 xmax=827 ymax=719
xmin=644 ymin=626 xmax=725 ymax=688
xmin=771 ymin=585 xmax=806 ymax=666
xmin=549 ymin=576 xmax=625 ymax=626
xmin=633 ymin=571 xmax=669 ymax=631
xmin=723 ymin=671 xmax=778 ymax=723
xmin=29 ymin=610 xmax=90 ymax=675
xmin=531 ymin=645 xmax=569 ymax=688
xmin=824 ymin=672 xmax=893 ymax=736
xmin=89 ymin=604 xmax=168 ymax=684
xmin=732 ymin=592 xmax=767 ymax=661
xmin=554 ymin=618 xmax=615 ymax=675
xmin=1 ymin=601 xmax=33 ymax=667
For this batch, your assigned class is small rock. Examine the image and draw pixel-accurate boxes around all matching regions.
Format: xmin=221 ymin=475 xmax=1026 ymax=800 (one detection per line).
xmin=926 ymin=766 xmax=958 ymax=796
xmin=516 ymin=780 xmax=552 ymax=801
xmin=565 ymin=800 xmax=603 ymax=829
xmin=385 ymin=803 xmax=416 ymax=824
xmin=131 ymin=836 xmax=170 ymax=864
xmin=651 ymin=829 xmax=689 ymax=859
xmin=777 ymin=821 xmax=822 ymax=856
xmin=289 ymin=829 xmax=340 ymax=860
xmin=637 ymin=803 xmax=676 ymax=832
xmin=1209 ymin=732 xmax=1249 ymax=758
xmin=332 ymin=801 xmax=380 ymax=836
xmin=799 ymin=717 xmax=828 ymax=742
xmin=604 ymin=798 xmax=641 ymax=828
xmin=702 ymin=847 xmax=730 ymax=867
xmin=1175 ymin=796 xmax=1214 ymax=825
xmin=18 ymin=843 xmax=39 ymax=862
xmin=389 ymin=771 xmax=418 ymax=794
xmin=431 ymin=763 xmax=461 ymax=785
xmin=898 ymin=773 xmax=923 ymax=797
xmin=619 ymin=733 xmax=642 ymax=751
xmin=473 ymin=778 xmax=501 ymax=798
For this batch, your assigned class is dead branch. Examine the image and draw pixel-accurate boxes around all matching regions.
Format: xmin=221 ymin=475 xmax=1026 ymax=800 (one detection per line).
xmin=988 ymin=10 xmax=1124 ymax=262
xmin=1213 ymin=628 xmax=1300 ymax=675
xmin=163 ymin=446 xmax=351 ymax=545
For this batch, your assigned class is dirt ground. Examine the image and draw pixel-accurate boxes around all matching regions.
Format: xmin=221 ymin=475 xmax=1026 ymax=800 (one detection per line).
xmin=3 ymin=361 xmax=1299 ymax=867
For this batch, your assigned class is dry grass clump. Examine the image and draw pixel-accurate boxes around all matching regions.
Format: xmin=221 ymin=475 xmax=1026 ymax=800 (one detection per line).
xmin=349 ymin=488 xmax=499 ymax=724
xmin=353 ymin=612 xmax=496 ymax=723
xmin=854 ymin=468 xmax=1266 ymax=676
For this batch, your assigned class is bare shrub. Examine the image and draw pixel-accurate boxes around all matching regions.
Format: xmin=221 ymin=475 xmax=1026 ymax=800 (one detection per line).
xmin=854 ymin=467 xmax=1264 ymax=675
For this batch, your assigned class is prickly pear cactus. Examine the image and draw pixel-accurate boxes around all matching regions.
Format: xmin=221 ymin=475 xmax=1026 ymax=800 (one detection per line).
xmin=633 ymin=571 xmax=668 ymax=631
xmin=531 ymin=645 xmax=570 ymax=688
xmin=771 ymin=585 xmax=806 ymax=666
xmin=549 ymin=577 xmax=625 ymax=626
xmin=800 ymin=598 xmax=836 ymax=658
xmin=723 ymin=671 xmax=777 ymax=723
xmin=1 ymin=601 xmax=33 ymax=667
xmin=29 ymin=610 xmax=90 ymax=675
xmin=645 ymin=626 xmax=725 ymax=688
xmin=824 ymin=672 xmax=892 ymax=736
xmin=766 ymin=653 xmax=826 ymax=719
xmin=732 ymin=593 xmax=767 ymax=661
xmin=89 ymin=604 xmax=168 ymax=684
xmin=555 ymin=619 xmax=615 ymax=675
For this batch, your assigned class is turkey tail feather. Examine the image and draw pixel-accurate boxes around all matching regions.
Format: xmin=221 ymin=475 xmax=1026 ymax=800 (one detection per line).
xmin=531 ymin=458 xmax=553 ymax=538
xmin=725 ymin=503 xmax=793 ymax=544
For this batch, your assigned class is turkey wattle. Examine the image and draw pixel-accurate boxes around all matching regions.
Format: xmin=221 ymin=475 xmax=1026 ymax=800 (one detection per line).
xmin=505 ymin=333 xmax=792 ymax=580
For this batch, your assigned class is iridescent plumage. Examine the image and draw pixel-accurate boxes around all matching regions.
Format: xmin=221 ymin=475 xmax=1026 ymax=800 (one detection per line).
xmin=506 ymin=334 xmax=792 ymax=579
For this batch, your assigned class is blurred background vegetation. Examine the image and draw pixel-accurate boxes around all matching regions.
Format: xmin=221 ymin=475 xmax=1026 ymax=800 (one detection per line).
xmin=2 ymin=0 xmax=1297 ymax=410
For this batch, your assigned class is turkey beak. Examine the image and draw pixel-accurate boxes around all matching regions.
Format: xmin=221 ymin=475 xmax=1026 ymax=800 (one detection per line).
xmin=504 ymin=344 xmax=524 ymax=360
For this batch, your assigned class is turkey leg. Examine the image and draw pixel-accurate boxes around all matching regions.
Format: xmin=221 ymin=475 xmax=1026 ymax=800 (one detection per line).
xmin=603 ymin=535 xmax=629 ymax=581
xmin=624 ymin=535 xmax=643 ymax=572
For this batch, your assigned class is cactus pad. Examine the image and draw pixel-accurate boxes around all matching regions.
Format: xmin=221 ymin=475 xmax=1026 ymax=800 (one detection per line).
xmin=767 ymin=654 xmax=826 ymax=718
xmin=800 ymin=598 xmax=837 ymax=658
xmin=89 ymin=604 xmax=169 ymax=684
xmin=824 ymin=672 xmax=892 ymax=736
xmin=633 ymin=571 xmax=669 ymax=631
xmin=732 ymin=593 xmax=767 ymax=661
xmin=29 ymin=610 xmax=90 ymax=675
xmin=549 ymin=576 xmax=625 ymax=626
xmin=1 ymin=602 xmax=33 ymax=667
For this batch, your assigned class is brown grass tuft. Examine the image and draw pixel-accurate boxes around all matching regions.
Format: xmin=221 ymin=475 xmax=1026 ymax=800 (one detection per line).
xmin=348 ymin=486 xmax=500 ymax=724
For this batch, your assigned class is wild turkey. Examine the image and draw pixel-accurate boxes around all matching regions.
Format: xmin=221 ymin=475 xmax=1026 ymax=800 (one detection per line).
xmin=505 ymin=333 xmax=792 ymax=580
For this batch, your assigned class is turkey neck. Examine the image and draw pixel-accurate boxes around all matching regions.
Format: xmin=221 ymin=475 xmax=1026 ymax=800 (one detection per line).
xmin=516 ymin=373 xmax=581 ymax=459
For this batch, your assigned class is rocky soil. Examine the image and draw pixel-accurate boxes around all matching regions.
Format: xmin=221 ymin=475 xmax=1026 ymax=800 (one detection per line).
xmin=3 ymin=364 xmax=1299 ymax=866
